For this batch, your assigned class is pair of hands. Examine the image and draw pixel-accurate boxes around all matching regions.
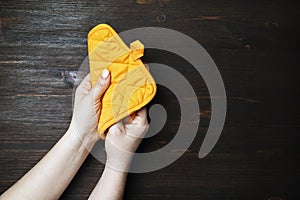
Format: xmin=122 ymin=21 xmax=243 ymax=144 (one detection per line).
xmin=69 ymin=69 xmax=148 ymax=171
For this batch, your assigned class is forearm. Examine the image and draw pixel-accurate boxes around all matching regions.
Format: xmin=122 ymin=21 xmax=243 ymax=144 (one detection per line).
xmin=88 ymin=166 xmax=128 ymax=200
xmin=1 ymin=126 xmax=95 ymax=200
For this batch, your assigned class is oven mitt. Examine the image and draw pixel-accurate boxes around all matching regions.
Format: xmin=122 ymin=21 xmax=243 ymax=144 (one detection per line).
xmin=88 ymin=24 xmax=157 ymax=139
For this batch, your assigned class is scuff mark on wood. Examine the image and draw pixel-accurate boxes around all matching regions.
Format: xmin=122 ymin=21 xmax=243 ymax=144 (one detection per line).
xmin=16 ymin=94 xmax=72 ymax=97
xmin=171 ymin=149 xmax=192 ymax=153
xmin=187 ymin=111 xmax=211 ymax=124
xmin=183 ymin=16 xmax=223 ymax=21
xmin=156 ymin=14 xmax=167 ymax=23
xmin=199 ymin=111 xmax=211 ymax=119
xmin=196 ymin=16 xmax=223 ymax=20
xmin=136 ymin=0 xmax=155 ymax=4
xmin=184 ymin=96 xmax=260 ymax=103
xmin=244 ymin=44 xmax=252 ymax=50
xmin=156 ymin=0 xmax=165 ymax=7
xmin=0 ymin=17 xmax=17 ymax=29
xmin=264 ymin=21 xmax=279 ymax=27
xmin=136 ymin=0 xmax=172 ymax=5
xmin=61 ymin=71 xmax=82 ymax=87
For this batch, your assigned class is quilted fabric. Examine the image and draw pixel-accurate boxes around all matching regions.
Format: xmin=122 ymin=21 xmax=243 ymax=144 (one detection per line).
xmin=88 ymin=24 xmax=157 ymax=139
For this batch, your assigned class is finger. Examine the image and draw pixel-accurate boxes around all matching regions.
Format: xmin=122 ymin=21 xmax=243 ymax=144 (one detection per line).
xmin=122 ymin=115 xmax=132 ymax=125
xmin=107 ymin=120 xmax=125 ymax=137
xmin=123 ymin=116 xmax=131 ymax=124
xmin=136 ymin=107 xmax=147 ymax=118
xmin=131 ymin=107 xmax=148 ymax=126
xmin=91 ymin=69 xmax=110 ymax=101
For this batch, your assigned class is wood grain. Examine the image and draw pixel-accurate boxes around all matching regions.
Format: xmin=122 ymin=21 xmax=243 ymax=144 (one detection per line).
xmin=0 ymin=0 xmax=299 ymax=199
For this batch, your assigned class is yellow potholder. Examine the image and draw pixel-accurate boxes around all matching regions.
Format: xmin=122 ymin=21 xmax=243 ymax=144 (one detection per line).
xmin=88 ymin=24 xmax=156 ymax=139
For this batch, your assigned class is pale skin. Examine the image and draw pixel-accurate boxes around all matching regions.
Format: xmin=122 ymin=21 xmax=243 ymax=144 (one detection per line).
xmin=0 ymin=69 xmax=148 ymax=200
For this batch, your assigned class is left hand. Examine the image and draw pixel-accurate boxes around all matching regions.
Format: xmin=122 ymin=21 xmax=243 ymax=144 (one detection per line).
xmin=69 ymin=70 xmax=110 ymax=144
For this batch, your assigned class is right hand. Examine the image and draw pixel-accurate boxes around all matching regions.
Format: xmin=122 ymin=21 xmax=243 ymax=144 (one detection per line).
xmin=105 ymin=108 xmax=148 ymax=172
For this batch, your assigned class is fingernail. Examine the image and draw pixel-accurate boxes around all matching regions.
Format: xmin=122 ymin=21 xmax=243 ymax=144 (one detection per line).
xmin=101 ymin=69 xmax=110 ymax=79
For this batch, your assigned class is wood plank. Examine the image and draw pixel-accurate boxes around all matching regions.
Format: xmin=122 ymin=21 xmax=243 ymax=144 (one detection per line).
xmin=0 ymin=0 xmax=299 ymax=199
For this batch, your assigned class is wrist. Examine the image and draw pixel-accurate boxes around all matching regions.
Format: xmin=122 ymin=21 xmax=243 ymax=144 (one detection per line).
xmin=105 ymin=154 xmax=133 ymax=173
xmin=104 ymin=162 xmax=130 ymax=175
xmin=66 ymin=124 xmax=98 ymax=152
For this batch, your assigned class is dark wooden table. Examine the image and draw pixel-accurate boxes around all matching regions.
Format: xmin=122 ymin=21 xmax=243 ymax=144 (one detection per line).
xmin=1 ymin=0 xmax=299 ymax=199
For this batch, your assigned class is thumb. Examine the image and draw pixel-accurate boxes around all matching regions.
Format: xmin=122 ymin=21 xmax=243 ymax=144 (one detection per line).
xmin=91 ymin=69 xmax=110 ymax=101
xmin=108 ymin=120 xmax=126 ymax=137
